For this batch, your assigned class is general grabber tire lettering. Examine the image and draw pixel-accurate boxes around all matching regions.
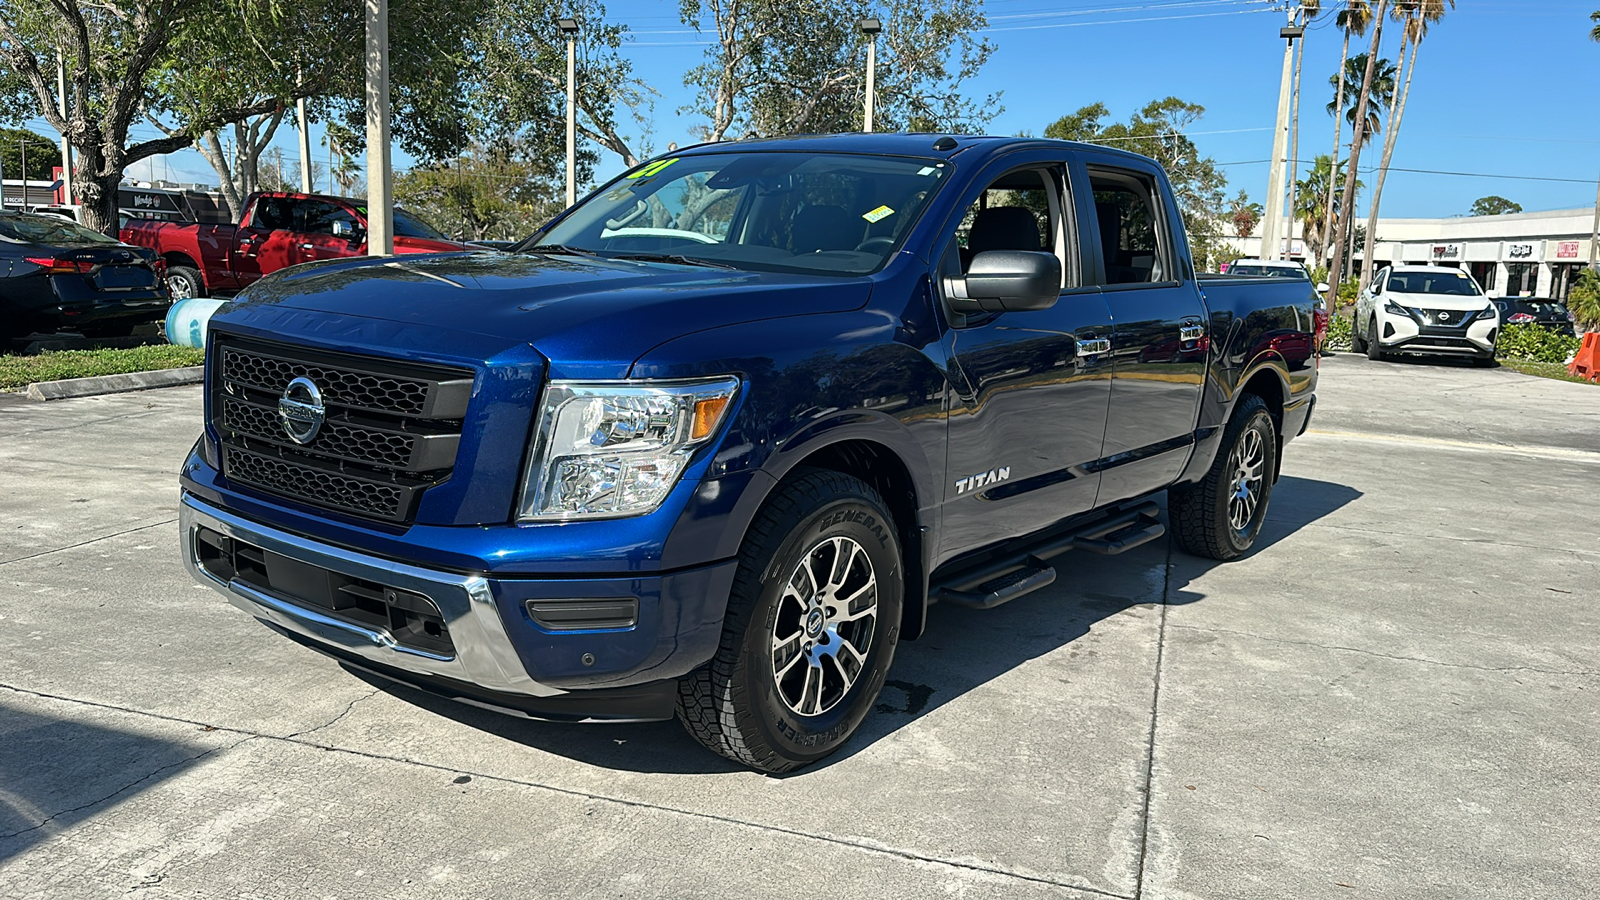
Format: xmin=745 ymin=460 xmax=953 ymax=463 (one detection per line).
xmin=1169 ymin=394 xmax=1278 ymax=562
xmin=676 ymin=467 xmax=902 ymax=773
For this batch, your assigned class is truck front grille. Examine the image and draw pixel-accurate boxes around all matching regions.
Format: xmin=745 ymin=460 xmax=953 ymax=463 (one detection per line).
xmin=211 ymin=336 xmax=473 ymax=524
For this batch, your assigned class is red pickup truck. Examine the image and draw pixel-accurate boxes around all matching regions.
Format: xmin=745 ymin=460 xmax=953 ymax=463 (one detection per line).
xmin=119 ymin=191 xmax=473 ymax=299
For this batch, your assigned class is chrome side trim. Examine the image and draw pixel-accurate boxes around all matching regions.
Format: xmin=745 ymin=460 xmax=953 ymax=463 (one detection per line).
xmin=180 ymin=493 xmax=563 ymax=698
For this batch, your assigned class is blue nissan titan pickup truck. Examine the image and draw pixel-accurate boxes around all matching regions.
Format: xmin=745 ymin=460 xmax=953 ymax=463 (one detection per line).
xmin=180 ymin=134 xmax=1320 ymax=772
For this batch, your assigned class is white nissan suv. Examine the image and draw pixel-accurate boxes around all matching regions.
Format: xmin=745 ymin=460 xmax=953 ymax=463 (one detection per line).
xmin=1352 ymin=265 xmax=1498 ymax=366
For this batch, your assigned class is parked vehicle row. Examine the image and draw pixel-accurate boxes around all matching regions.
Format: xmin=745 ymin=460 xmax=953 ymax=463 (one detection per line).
xmin=1352 ymin=264 xmax=1499 ymax=365
xmin=1492 ymin=297 xmax=1577 ymax=336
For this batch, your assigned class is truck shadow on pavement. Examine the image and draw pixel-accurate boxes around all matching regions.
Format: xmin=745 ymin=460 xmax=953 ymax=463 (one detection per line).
xmin=355 ymin=475 xmax=1361 ymax=775
xmin=0 ymin=702 xmax=209 ymax=862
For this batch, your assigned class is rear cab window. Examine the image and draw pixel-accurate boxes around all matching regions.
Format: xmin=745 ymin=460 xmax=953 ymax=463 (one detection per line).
xmin=1084 ymin=166 xmax=1173 ymax=287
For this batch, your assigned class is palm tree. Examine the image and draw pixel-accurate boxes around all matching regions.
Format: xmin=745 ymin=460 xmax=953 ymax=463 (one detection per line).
xmin=1359 ymin=0 xmax=1454 ymax=274
xmin=1591 ymin=10 xmax=1600 ymax=41
xmin=1321 ymin=1 xmax=1372 ymax=285
xmin=1328 ymin=54 xmax=1396 ymax=146
xmin=1296 ymin=154 xmax=1361 ymax=264
xmin=1324 ymin=0 xmax=1391 ymax=311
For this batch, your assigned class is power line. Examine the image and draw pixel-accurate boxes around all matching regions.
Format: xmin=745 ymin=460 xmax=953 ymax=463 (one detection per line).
xmin=1218 ymin=158 xmax=1597 ymax=187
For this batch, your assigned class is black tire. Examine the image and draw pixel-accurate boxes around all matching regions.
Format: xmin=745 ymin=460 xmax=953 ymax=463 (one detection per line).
xmin=1471 ymin=354 xmax=1496 ymax=368
xmin=1365 ymin=317 xmax=1385 ymax=361
xmin=1350 ymin=316 xmax=1368 ymax=353
xmin=165 ymin=265 xmax=205 ymax=300
xmin=677 ymin=468 xmax=903 ymax=773
xmin=1169 ymin=394 xmax=1278 ymax=562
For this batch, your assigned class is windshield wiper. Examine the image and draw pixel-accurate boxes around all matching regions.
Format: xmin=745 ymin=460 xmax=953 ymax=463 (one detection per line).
xmin=522 ymin=243 xmax=599 ymax=257
xmin=612 ymin=252 xmax=737 ymax=270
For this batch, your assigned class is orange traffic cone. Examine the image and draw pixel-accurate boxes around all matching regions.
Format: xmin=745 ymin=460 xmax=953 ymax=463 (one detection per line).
xmin=1571 ymin=332 xmax=1600 ymax=383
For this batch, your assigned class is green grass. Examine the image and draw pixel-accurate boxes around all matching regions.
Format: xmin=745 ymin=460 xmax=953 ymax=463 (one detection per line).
xmin=1497 ymin=358 xmax=1597 ymax=385
xmin=0 ymin=345 xmax=204 ymax=391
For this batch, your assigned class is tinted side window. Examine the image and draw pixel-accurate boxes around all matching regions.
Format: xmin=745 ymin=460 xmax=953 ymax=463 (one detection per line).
xmin=1087 ymin=169 xmax=1166 ymax=285
xmin=251 ymin=197 xmax=293 ymax=231
xmin=295 ymin=201 xmax=357 ymax=235
xmin=950 ymin=168 xmax=1057 ymax=277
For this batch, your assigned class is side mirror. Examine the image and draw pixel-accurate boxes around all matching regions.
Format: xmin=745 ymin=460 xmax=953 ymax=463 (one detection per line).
xmin=331 ymin=219 xmax=355 ymax=239
xmin=1316 ymin=282 xmax=1330 ymax=294
xmin=946 ymin=250 xmax=1062 ymax=314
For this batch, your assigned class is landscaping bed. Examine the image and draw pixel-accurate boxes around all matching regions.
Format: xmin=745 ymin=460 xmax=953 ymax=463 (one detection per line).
xmin=0 ymin=345 xmax=205 ymax=391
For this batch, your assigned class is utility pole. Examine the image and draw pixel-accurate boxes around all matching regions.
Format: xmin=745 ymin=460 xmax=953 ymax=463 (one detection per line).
xmin=57 ymin=49 xmax=73 ymax=208
xmin=1590 ymin=167 xmax=1599 ymax=267
xmin=1260 ymin=9 xmax=1298 ymax=262
xmin=364 ymin=0 xmax=394 ymax=255
xmin=1283 ymin=9 xmax=1306 ymax=266
xmin=859 ymin=18 xmax=881 ymax=133
xmin=560 ymin=18 xmax=580 ymax=208
xmin=297 ymin=68 xmax=312 ymax=194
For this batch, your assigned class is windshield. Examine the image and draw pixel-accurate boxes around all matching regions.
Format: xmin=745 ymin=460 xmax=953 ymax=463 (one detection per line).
xmin=0 ymin=213 xmax=118 ymax=246
xmin=1512 ymin=300 xmax=1568 ymax=317
xmin=532 ymin=151 xmax=950 ymax=275
xmin=393 ymin=208 xmax=448 ymax=241
xmin=1387 ymin=270 xmax=1481 ymax=296
xmin=1229 ymin=264 xmax=1305 ymax=278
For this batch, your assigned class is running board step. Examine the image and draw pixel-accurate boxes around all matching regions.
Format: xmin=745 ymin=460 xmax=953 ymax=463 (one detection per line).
xmin=935 ymin=563 xmax=1056 ymax=609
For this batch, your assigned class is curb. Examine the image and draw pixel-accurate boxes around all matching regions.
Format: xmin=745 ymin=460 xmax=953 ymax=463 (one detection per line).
xmin=25 ymin=366 xmax=204 ymax=402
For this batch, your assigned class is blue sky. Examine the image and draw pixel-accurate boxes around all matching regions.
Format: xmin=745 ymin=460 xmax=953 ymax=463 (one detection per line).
xmin=21 ymin=0 xmax=1600 ymax=218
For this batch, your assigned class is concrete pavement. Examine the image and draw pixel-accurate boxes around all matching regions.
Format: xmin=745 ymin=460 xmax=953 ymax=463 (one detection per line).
xmin=1 ymin=353 xmax=1596 ymax=899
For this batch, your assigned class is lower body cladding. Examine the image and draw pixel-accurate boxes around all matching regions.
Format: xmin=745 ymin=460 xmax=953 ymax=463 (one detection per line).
xmin=180 ymin=494 xmax=737 ymax=723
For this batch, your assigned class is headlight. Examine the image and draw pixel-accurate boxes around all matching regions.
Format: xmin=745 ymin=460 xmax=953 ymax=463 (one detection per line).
xmin=518 ymin=377 xmax=740 ymax=521
xmin=1383 ymin=300 xmax=1411 ymax=318
xmin=1477 ymin=305 xmax=1501 ymax=321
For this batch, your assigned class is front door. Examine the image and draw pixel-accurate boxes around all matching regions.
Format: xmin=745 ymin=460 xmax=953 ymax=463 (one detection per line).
xmin=1078 ymin=158 xmax=1207 ymax=504
xmin=939 ymin=160 xmax=1114 ymax=561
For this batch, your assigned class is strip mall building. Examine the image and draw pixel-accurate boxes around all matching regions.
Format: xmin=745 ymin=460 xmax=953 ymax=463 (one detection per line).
xmin=1226 ymin=206 xmax=1597 ymax=301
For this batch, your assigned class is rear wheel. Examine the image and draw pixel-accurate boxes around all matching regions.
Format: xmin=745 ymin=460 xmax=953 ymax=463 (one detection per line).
xmin=1170 ymin=394 xmax=1278 ymax=561
xmin=677 ymin=468 xmax=902 ymax=773
xmin=165 ymin=266 xmax=205 ymax=300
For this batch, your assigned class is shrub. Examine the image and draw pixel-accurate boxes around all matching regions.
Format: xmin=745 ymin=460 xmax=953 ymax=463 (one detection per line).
xmin=1567 ymin=268 xmax=1600 ymax=332
xmin=1496 ymin=324 xmax=1580 ymax=363
xmin=1324 ymin=314 xmax=1353 ymax=352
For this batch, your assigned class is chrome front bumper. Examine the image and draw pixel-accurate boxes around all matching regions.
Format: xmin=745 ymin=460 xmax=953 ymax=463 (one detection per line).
xmin=180 ymin=493 xmax=563 ymax=699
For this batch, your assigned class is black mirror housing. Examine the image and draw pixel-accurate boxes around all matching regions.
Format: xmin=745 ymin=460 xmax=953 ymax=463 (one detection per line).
xmin=946 ymin=250 xmax=1061 ymax=313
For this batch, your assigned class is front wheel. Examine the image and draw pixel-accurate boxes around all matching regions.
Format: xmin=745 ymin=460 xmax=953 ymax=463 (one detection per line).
xmin=1365 ymin=317 xmax=1386 ymax=361
xmin=677 ymin=469 xmax=902 ymax=773
xmin=1350 ymin=315 xmax=1368 ymax=353
xmin=1170 ymin=394 xmax=1278 ymax=561
xmin=165 ymin=266 xmax=205 ymax=300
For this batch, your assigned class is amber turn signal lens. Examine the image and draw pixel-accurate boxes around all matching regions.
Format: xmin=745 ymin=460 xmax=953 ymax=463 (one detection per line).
xmin=691 ymin=396 xmax=731 ymax=440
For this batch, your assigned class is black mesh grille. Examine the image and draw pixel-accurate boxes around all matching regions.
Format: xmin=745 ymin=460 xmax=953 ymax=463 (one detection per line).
xmin=210 ymin=336 xmax=473 ymax=524
xmin=223 ymin=447 xmax=410 ymax=521
xmin=221 ymin=346 xmax=433 ymax=415
xmin=223 ymin=398 xmax=415 ymax=468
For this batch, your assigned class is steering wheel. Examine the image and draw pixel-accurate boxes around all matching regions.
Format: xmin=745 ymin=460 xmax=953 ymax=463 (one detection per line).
xmin=854 ymin=236 xmax=895 ymax=254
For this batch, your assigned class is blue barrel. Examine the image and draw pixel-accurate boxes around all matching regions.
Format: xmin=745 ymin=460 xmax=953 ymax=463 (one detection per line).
xmin=165 ymin=297 xmax=228 ymax=349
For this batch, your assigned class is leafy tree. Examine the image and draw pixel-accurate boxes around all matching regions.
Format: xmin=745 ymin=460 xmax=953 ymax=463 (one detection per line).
xmin=1327 ymin=53 xmax=1395 ymax=146
xmin=1227 ymin=190 xmax=1262 ymax=240
xmin=474 ymin=0 xmax=653 ymax=170
xmin=394 ymin=141 xmax=561 ymax=242
xmin=1045 ymin=98 xmax=1231 ymax=270
xmin=1470 ymin=195 xmax=1522 ymax=217
xmin=0 ymin=127 xmax=57 ymax=181
xmin=679 ymin=0 xmax=998 ymax=141
xmin=1567 ymin=267 xmax=1600 ymax=332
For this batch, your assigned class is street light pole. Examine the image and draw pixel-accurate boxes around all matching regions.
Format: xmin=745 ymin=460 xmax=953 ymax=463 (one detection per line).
xmin=364 ymin=0 xmax=394 ymax=255
xmin=560 ymin=18 xmax=580 ymax=208
xmin=57 ymin=49 xmax=73 ymax=208
xmin=858 ymin=18 xmax=881 ymax=133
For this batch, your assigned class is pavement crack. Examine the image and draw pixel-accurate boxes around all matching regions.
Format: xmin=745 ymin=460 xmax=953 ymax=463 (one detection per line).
xmin=0 ymin=735 xmax=255 ymax=842
xmin=0 ymin=518 xmax=178 ymax=568
xmin=284 ymin=689 xmax=382 ymax=740
xmin=1132 ymin=544 xmax=1173 ymax=900
xmin=1167 ymin=624 xmax=1600 ymax=678
xmin=0 ymin=682 xmax=1132 ymax=898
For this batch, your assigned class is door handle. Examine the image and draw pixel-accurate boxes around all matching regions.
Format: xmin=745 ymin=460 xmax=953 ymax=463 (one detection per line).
xmin=1076 ymin=337 xmax=1112 ymax=357
xmin=1179 ymin=324 xmax=1205 ymax=341
xmin=299 ymin=243 xmax=314 ymax=250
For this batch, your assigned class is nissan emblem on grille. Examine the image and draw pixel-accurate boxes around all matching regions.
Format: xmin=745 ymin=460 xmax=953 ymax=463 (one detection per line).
xmin=1437 ymin=311 xmax=1451 ymax=323
xmin=278 ymin=377 xmax=326 ymax=444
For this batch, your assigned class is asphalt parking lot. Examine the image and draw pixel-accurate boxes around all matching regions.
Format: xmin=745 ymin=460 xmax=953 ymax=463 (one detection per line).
xmin=2 ymin=352 xmax=1597 ymax=900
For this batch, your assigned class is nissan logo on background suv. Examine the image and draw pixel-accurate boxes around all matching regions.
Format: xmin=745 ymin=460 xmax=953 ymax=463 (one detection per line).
xmin=277 ymin=377 xmax=326 ymax=444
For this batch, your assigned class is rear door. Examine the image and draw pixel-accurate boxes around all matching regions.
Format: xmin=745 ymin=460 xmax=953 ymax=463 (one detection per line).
xmin=290 ymin=200 xmax=365 ymax=264
xmin=938 ymin=153 xmax=1115 ymax=559
xmin=230 ymin=196 xmax=296 ymax=285
xmin=1075 ymin=155 xmax=1208 ymax=504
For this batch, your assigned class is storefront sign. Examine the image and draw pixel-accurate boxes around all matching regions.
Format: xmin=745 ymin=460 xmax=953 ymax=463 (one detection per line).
xmin=1556 ymin=241 xmax=1581 ymax=260
xmin=1431 ymin=244 xmax=1461 ymax=261
xmin=1507 ymin=243 xmax=1535 ymax=259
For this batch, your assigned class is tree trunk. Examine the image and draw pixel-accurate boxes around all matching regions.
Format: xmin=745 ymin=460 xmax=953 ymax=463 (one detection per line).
xmin=199 ymin=130 xmax=244 ymax=220
xmin=1361 ymin=28 xmax=1419 ymax=275
xmin=1322 ymin=25 xmax=1352 ymax=283
xmin=1323 ymin=0 xmax=1388 ymax=313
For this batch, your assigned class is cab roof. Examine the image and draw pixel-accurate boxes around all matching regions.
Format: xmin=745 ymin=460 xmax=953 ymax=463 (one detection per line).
xmin=664 ymin=132 xmax=1158 ymax=167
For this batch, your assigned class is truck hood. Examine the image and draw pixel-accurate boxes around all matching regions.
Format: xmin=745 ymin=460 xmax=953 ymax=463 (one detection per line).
xmin=222 ymin=251 xmax=872 ymax=378
xmin=393 ymin=236 xmax=477 ymax=253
